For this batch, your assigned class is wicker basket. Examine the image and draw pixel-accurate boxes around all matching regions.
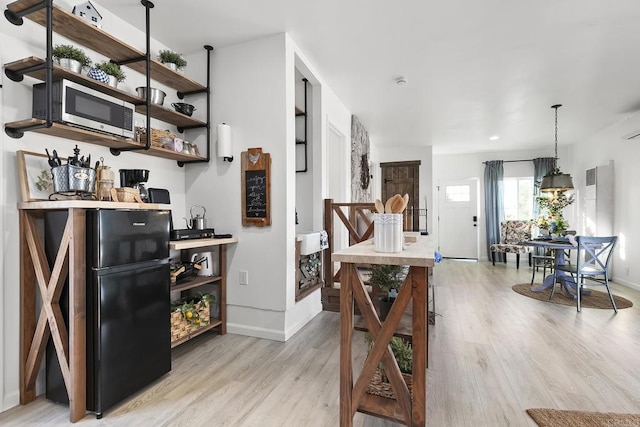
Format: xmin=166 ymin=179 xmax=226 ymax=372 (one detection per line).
xmin=110 ymin=187 xmax=143 ymax=203
xmin=139 ymin=128 xmax=176 ymax=148
xmin=365 ymin=367 xmax=413 ymax=400
xmin=170 ymin=301 xmax=210 ymax=343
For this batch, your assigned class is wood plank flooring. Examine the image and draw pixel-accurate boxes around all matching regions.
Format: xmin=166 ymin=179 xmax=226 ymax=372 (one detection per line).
xmin=1 ymin=259 xmax=639 ymax=426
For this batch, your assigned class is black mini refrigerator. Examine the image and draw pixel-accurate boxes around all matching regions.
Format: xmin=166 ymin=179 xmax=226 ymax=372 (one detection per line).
xmin=45 ymin=209 xmax=171 ymax=418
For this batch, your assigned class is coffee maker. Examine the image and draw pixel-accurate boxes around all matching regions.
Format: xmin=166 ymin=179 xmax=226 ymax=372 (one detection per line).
xmin=119 ymin=169 xmax=150 ymax=202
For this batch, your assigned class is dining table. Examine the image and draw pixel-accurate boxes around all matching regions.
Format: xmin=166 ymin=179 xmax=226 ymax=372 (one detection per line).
xmin=524 ymin=237 xmax=588 ymax=299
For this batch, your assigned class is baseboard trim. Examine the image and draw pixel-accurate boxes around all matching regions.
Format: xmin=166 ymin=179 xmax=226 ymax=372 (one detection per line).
xmin=2 ymin=390 xmax=19 ymax=414
xmin=226 ymin=323 xmax=285 ymax=342
xmin=613 ymin=277 xmax=640 ymax=291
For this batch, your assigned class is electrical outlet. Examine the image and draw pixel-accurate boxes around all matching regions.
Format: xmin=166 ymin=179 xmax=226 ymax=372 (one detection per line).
xmin=239 ymin=270 xmax=248 ymax=285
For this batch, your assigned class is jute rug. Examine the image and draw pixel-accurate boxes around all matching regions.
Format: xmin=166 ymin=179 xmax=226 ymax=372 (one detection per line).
xmin=527 ymin=408 xmax=640 ymax=426
xmin=512 ymin=284 xmax=633 ymax=309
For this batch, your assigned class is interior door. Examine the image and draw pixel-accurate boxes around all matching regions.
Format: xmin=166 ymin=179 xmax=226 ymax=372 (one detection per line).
xmin=380 ymin=161 xmax=420 ymax=231
xmin=438 ymin=179 xmax=479 ymax=259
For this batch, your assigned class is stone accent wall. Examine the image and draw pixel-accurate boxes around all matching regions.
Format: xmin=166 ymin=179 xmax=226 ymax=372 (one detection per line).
xmin=351 ymin=115 xmax=371 ymax=202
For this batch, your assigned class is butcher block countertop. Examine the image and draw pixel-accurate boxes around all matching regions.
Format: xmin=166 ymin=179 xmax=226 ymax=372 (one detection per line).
xmin=18 ymin=200 xmax=171 ymax=210
xmin=332 ymin=235 xmax=436 ymax=267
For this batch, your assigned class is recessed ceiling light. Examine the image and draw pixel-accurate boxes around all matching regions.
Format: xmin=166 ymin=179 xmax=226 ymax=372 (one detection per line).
xmin=489 ymin=135 xmax=500 ymax=140
xmin=395 ymin=76 xmax=407 ymax=86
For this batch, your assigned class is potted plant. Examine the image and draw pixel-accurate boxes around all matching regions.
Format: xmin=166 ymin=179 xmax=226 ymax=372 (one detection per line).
xmin=369 ymin=264 xmax=405 ymax=320
xmin=90 ymin=60 xmax=126 ymax=88
xmin=52 ymin=44 xmax=92 ymax=73
xmin=535 ymin=191 xmax=574 ymax=237
xmin=365 ymin=333 xmax=412 ymax=383
xmin=158 ymin=49 xmax=187 ymax=71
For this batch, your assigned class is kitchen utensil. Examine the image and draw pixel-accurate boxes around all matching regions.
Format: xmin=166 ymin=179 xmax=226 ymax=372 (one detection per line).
xmin=190 ymin=251 xmax=217 ymax=276
xmin=390 ymin=194 xmax=405 ymax=213
xmin=374 ymin=199 xmax=384 ymax=214
xmin=184 ymin=205 xmax=206 ymax=229
xmin=171 ymin=102 xmax=196 ymax=116
xmin=52 ymin=149 xmax=62 ymax=166
xmin=135 ymin=86 xmax=167 ymax=106
xmin=384 ymin=197 xmax=394 ymax=214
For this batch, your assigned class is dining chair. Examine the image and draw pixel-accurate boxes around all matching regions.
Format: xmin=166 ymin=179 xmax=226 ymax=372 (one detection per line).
xmin=490 ymin=220 xmax=533 ymax=269
xmin=530 ymin=246 xmax=555 ymax=285
xmin=554 ymin=236 xmax=618 ymax=313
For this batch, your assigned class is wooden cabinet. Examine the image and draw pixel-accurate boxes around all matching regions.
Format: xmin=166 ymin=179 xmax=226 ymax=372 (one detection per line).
xmin=3 ymin=0 xmax=211 ymax=166
xmin=169 ymin=237 xmax=238 ymax=347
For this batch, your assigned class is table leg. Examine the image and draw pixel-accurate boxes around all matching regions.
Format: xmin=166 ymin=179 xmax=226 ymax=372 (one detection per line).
xmin=68 ymin=209 xmax=86 ymax=422
xmin=411 ymin=267 xmax=427 ymax=426
xmin=340 ymin=263 xmax=354 ymax=427
xmin=19 ymin=211 xmax=37 ymax=404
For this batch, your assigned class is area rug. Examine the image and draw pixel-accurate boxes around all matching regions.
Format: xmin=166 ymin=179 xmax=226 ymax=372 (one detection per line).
xmin=526 ymin=408 xmax=640 ymax=426
xmin=512 ymin=284 xmax=633 ymax=309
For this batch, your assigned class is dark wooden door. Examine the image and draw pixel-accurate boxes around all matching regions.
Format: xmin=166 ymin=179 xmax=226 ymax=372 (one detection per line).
xmin=380 ymin=160 xmax=420 ymax=231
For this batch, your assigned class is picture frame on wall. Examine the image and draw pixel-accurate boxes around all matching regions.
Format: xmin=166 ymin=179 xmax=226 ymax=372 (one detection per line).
xmin=16 ymin=150 xmax=59 ymax=202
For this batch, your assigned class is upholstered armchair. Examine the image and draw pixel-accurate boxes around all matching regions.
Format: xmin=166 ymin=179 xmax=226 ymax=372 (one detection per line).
xmin=490 ymin=220 xmax=533 ymax=269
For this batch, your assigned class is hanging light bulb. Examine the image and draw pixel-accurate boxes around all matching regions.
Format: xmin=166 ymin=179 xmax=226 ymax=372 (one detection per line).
xmin=540 ymin=104 xmax=574 ymax=194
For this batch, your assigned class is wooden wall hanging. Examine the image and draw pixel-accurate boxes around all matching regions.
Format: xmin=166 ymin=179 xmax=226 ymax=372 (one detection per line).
xmin=241 ymin=147 xmax=272 ymax=227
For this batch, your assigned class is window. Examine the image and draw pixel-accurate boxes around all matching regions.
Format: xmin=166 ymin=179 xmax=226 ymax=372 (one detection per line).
xmin=445 ymin=185 xmax=470 ymax=202
xmin=504 ymin=177 xmax=533 ymax=220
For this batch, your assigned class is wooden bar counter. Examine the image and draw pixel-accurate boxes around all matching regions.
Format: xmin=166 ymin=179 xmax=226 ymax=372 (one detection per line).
xmin=333 ymin=236 xmax=435 ymax=427
xmin=17 ymin=200 xmax=170 ymax=422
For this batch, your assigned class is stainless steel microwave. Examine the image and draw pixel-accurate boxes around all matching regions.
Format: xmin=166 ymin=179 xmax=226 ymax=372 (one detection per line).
xmin=32 ymin=79 xmax=134 ymax=139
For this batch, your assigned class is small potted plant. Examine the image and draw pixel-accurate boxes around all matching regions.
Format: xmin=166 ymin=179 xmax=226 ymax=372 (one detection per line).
xmin=365 ymin=333 xmax=412 ymax=383
xmin=52 ymin=44 xmax=92 ymax=73
xmin=158 ymin=49 xmax=187 ymax=71
xmin=89 ymin=60 xmax=126 ymax=88
xmin=369 ymin=264 xmax=405 ymax=320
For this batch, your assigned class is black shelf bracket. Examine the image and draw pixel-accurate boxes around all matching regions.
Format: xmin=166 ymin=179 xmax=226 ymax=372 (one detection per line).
xmin=4 ymin=1 xmax=45 ymax=26
xmin=4 ymin=0 xmax=53 ymax=139
xmin=176 ymin=45 xmax=213 ymax=167
xmin=296 ymin=78 xmax=308 ymax=173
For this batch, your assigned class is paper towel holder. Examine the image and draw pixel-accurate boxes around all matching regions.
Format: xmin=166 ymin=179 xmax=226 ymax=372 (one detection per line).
xmin=217 ymin=122 xmax=234 ymax=162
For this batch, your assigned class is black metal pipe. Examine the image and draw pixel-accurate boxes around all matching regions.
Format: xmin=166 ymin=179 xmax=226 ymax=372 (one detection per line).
xmin=296 ymin=78 xmax=308 ymax=173
xmin=112 ymin=0 xmax=154 ymax=156
xmin=177 ymin=88 xmax=208 ymax=98
xmin=45 ymin=0 xmax=53 ymax=129
xmin=177 ymin=45 xmax=213 ymax=166
xmin=114 ymin=55 xmax=146 ymax=66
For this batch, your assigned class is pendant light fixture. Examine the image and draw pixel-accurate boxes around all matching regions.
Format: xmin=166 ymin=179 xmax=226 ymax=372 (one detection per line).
xmin=540 ymin=104 xmax=574 ymax=193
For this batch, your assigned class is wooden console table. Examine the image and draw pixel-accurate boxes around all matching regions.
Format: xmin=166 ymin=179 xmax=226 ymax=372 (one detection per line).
xmin=17 ymin=200 xmax=169 ymax=422
xmin=333 ymin=237 xmax=435 ymax=427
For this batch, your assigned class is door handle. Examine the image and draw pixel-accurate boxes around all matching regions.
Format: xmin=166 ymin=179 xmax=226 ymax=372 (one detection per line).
xmin=384 ymin=178 xmax=392 ymax=183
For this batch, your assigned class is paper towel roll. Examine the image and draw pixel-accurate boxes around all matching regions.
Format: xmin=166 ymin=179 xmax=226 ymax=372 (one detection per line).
xmin=217 ymin=124 xmax=232 ymax=158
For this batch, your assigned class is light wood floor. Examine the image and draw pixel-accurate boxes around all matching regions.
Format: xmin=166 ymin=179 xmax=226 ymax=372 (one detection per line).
xmin=1 ymin=259 xmax=639 ymax=426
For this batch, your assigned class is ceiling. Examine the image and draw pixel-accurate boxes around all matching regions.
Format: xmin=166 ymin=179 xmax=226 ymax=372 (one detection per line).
xmin=103 ymin=0 xmax=640 ymax=154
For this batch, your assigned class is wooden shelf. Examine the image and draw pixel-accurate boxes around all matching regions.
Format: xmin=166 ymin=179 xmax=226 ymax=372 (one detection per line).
xmin=170 ymin=317 xmax=222 ymax=348
xmin=4 ymin=120 xmax=206 ymax=162
xmin=171 ymin=275 xmax=222 ymax=293
xmin=7 ymin=1 xmax=206 ymax=94
xmin=295 ymin=281 xmax=323 ymax=302
xmin=170 ymin=237 xmax=238 ymax=250
xmin=4 ymin=57 xmax=207 ymax=129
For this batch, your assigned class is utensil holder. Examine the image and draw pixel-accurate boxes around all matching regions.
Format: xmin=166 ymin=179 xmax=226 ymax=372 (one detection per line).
xmin=51 ymin=164 xmax=96 ymax=194
xmin=374 ymin=213 xmax=403 ymax=253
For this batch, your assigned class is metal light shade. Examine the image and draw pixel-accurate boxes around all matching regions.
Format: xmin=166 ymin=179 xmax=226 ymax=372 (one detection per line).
xmin=540 ymin=172 xmax=574 ymax=192
xmin=541 ymin=104 xmax=575 ymax=193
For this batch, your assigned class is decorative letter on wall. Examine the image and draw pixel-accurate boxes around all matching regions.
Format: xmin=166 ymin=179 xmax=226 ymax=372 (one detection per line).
xmin=241 ymin=147 xmax=272 ymax=227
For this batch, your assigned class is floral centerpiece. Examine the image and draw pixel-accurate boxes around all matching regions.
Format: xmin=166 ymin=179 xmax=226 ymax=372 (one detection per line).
xmin=535 ymin=192 xmax=574 ymax=236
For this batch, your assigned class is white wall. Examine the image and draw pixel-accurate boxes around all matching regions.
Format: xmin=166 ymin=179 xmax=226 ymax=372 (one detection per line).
xmin=374 ymin=145 xmax=433 ymax=234
xmin=568 ymin=112 xmax=640 ymax=290
xmin=433 ymin=147 xmax=569 ymax=260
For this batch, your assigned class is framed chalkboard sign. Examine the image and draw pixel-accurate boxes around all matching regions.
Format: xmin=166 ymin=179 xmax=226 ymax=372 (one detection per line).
xmin=241 ymin=148 xmax=271 ymax=227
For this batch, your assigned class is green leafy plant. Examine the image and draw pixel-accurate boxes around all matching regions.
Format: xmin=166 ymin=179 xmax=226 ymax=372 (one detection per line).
xmin=52 ymin=44 xmax=92 ymax=68
xmin=535 ymin=191 xmax=574 ymax=234
xmin=93 ymin=60 xmax=126 ymax=82
xmin=370 ymin=264 xmax=405 ymax=296
xmin=158 ymin=49 xmax=187 ymax=69
xmin=365 ymin=333 xmax=413 ymax=378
